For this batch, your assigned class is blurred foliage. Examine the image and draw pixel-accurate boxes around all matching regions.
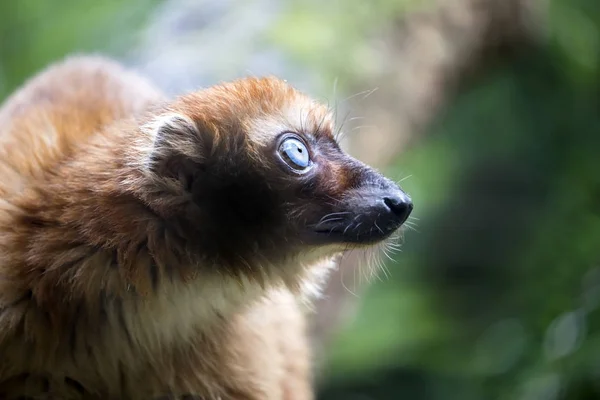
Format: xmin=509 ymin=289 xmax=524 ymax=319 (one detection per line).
xmin=268 ymin=0 xmax=428 ymax=90
xmin=0 ymin=0 xmax=160 ymax=101
xmin=1 ymin=0 xmax=600 ymax=399
xmin=549 ymin=0 xmax=600 ymax=86
xmin=322 ymin=49 xmax=600 ymax=400
xmin=318 ymin=1 xmax=600 ymax=399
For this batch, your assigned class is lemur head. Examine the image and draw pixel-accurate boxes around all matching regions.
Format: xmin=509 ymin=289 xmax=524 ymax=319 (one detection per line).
xmin=138 ymin=77 xmax=412 ymax=284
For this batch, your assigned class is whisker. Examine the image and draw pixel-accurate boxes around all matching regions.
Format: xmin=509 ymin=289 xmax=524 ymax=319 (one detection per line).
xmin=372 ymin=248 xmax=385 ymax=282
xmin=332 ymin=76 xmax=339 ymax=123
xmin=343 ymin=222 xmax=354 ymax=235
xmin=382 ymin=248 xmax=395 ymax=263
xmin=350 ymin=124 xmax=376 ymax=132
xmin=339 ymin=251 xmax=360 ymax=298
xmin=320 ymin=194 xmax=343 ymax=205
xmin=313 ymin=218 xmax=345 ymax=229
xmin=316 ymin=216 xmax=345 ymax=224
xmin=315 ymin=109 xmax=329 ymax=135
xmin=341 ymin=87 xmax=379 ymax=103
xmin=317 ymin=211 xmax=351 ymax=224
xmin=374 ymin=254 xmax=387 ymax=281
xmin=298 ymin=105 xmax=305 ymax=134
xmin=360 ymin=248 xmax=369 ymax=284
xmin=374 ymin=219 xmax=383 ymax=234
xmin=386 ymin=243 xmax=402 ymax=251
xmin=334 ymin=109 xmax=353 ymax=141
xmin=353 ymin=222 xmax=363 ymax=238
xmin=404 ymin=224 xmax=419 ymax=233
xmin=344 ymin=116 xmax=367 ymax=123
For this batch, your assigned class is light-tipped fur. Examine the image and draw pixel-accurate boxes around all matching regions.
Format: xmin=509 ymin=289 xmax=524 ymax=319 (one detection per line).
xmin=0 ymin=55 xmax=411 ymax=399
xmin=0 ymin=56 xmax=339 ymax=399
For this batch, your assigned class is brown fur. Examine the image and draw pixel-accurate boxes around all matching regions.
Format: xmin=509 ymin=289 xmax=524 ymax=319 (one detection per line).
xmin=0 ymin=55 xmax=341 ymax=399
xmin=0 ymin=55 xmax=411 ymax=399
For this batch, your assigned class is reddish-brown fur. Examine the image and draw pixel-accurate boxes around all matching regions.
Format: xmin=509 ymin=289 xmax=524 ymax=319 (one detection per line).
xmin=0 ymin=56 xmax=342 ymax=399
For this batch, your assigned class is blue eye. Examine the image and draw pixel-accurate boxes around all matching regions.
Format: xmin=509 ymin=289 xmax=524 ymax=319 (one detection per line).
xmin=278 ymin=137 xmax=311 ymax=171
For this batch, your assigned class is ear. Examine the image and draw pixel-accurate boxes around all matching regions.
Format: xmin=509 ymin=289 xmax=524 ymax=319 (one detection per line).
xmin=141 ymin=113 xmax=205 ymax=177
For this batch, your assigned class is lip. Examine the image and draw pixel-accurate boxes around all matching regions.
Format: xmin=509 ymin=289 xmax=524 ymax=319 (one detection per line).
xmin=306 ymin=219 xmax=402 ymax=245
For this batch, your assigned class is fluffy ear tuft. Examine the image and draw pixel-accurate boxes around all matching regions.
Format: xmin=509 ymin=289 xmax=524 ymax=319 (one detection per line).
xmin=141 ymin=113 xmax=205 ymax=177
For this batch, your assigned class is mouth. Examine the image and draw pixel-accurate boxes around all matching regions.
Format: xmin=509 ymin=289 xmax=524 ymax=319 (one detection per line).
xmin=307 ymin=215 xmax=405 ymax=245
xmin=305 ymin=186 xmax=413 ymax=245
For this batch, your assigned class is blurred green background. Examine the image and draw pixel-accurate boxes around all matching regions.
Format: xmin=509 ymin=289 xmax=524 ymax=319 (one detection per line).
xmin=1 ymin=0 xmax=599 ymax=399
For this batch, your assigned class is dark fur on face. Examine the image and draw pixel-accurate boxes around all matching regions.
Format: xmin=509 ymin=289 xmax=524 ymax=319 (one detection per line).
xmin=139 ymin=77 xmax=413 ymax=279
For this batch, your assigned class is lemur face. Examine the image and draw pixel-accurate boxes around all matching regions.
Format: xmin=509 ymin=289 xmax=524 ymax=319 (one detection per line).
xmin=144 ymin=77 xmax=412 ymax=272
xmin=269 ymin=128 xmax=412 ymax=243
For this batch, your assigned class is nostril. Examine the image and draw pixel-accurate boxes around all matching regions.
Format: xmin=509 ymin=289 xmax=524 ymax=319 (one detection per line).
xmin=383 ymin=195 xmax=413 ymax=224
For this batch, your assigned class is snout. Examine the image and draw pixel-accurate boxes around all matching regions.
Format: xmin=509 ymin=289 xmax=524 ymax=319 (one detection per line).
xmin=310 ymin=181 xmax=413 ymax=245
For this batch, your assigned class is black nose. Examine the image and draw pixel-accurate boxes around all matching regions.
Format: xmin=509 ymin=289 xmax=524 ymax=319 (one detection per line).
xmin=383 ymin=193 xmax=413 ymax=225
